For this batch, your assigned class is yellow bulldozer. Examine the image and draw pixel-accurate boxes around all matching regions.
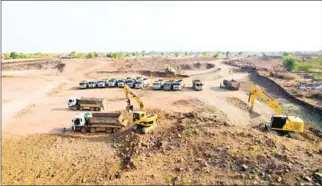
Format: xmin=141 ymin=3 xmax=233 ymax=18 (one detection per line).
xmin=123 ymin=84 xmax=158 ymax=134
xmin=248 ymin=85 xmax=304 ymax=138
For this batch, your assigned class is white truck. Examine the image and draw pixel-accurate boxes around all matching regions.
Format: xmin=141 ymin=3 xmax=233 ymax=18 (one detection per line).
xmin=88 ymin=80 xmax=98 ymax=88
xmin=152 ymin=79 xmax=165 ymax=90
xmin=79 ymin=81 xmax=88 ymax=89
xmin=135 ymin=77 xmax=149 ymax=89
xmin=192 ymin=79 xmax=203 ymax=91
xmin=117 ymin=79 xmax=126 ymax=87
xmin=68 ymin=97 xmax=104 ymax=111
xmin=126 ymin=78 xmax=136 ymax=88
xmin=108 ymin=78 xmax=118 ymax=87
xmin=72 ymin=112 xmax=128 ymax=133
xmin=163 ymin=80 xmax=174 ymax=91
xmin=97 ymin=79 xmax=107 ymax=88
xmin=172 ymin=80 xmax=185 ymax=91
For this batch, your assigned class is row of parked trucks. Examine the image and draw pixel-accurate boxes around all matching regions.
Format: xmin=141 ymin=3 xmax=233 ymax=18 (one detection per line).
xmin=79 ymin=77 xmax=150 ymax=89
xmin=79 ymin=77 xmax=203 ymax=91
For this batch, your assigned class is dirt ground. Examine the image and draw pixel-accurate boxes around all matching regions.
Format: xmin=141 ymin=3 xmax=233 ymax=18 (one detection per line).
xmin=2 ymin=56 xmax=322 ymax=185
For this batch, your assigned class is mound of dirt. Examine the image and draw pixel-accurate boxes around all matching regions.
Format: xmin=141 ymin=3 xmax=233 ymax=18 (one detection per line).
xmin=2 ymin=59 xmax=65 ymax=72
xmin=226 ymin=97 xmax=249 ymax=112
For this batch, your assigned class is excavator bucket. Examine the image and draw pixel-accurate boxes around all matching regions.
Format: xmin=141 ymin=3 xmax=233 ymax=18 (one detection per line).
xmin=126 ymin=100 xmax=134 ymax=113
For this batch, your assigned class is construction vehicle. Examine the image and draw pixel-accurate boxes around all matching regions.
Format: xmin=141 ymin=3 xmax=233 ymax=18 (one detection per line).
xmin=117 ymin=79 xmax=126 ymax=87
xmin=135 ymin=77 xmax=149 ymax=89
xmin=126 ymin=78 xmax=136 ymax=88
xmin=88 ymin=80 xmax=98 ymax=88
xmin=152 ymin=79 xmax=165 ymax=90
xmin=123 ymin=84 xmax=158 ymax=134
xmin=163 ymin=80 xmax=174 ymax=91
xmin=108 ymin=78 xmax=118 ymax=87
xmin=68 ymin=97 xmax=104 ymax=111
xmin=79 ymin=81 xmax=88 ymax=89
xmin=248 ymin=85 xmax=304 ymax=138
xmin=192 ymin=79 xmax=203 ymax=91
xmin=172 ymin=79 xmax=185 ymax=91
xmin=97 ymin=80 xmax=107 ymax=88
xmin=164 ymin=64 xmax=177 ymax=75
xmin=72 ymin=112 xmax=128 ymax=133
xmin=220 ymin=79 xmax=240 ymax=90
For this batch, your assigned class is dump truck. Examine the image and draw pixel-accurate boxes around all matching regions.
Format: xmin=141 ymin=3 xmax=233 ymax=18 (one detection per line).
xmin=126 ymin=78 xmax=136 ymax=88
xmin=68 ymin=97 xmax=104 ymax=111
xmin=97 ymin=80 xmax=107 ymax=88
xmin=192 ymin=79 xmax=203 ymax=91
xmin=172 ymin=79 xmax=185 ymax=91
xmin=153 ymin=79 xmax=165 ymax=90
xmin=108 ymin=78 xmax=118 ymax=87
xmin=220 ymin=79 xmax=240 ymax=90
xmin=163 ymin=80 xmax=174 ymax=91
xmin=88 ymin=80 xmax=98 ymax=88
xmin=79 ymin=81 xmax=88 ymax=89
xmin=117 ymin=79 xmax=126 ymax=87
xmin=72 ymin=112 xmax=128 ymax=133
xmin=135 ymin=77 xmax=149 ymax=89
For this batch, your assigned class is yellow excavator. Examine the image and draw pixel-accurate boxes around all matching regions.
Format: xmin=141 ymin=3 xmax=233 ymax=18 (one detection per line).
xmin=123 ymin=84 xmax=158 ymax=134
xmin=248 ymin=84 xmax=304 ymax=138
xmin=164 ymin=64 xmax=184 ymax=76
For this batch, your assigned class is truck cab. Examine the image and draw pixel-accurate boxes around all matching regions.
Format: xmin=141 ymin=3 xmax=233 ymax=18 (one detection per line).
xmin=153 ymin=79 xmax=164 ymax=90
xmin=79 ymin=81 xmax=88 ymax=89
xmin=88 ymin=80 xmax=97 ymax=88
xmin=193 ymin=80 xmax=203 ymax=91
xmin=126 ymin=79 xmax=136 ymax=88
xmin=68 ymin=97 xmax=80 ymax=109
xmin=135 ymin=77 xmax=149 ymax=89
xmin=72 ymin=112 xmax=91 ymax=130
xmin=117 ymin=79 xmax=126 ymax=87
xmin=97 ymin=80 xmax=107 ymax=88
xmin=173 ymin=80 xmax=185 ymax=91
xmin=163 ymin=81 xmax=173 ymax=91
xmin=108 ymin=78 xmax=118 ymax=87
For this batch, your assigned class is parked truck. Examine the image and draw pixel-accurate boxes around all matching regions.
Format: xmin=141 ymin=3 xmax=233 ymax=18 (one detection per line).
xmin=220 ymin=79 xmax=240 ymax=90
xmin=108 ymin=78 xmax=118 ymax=87
xmin=126 ymin=78 xmax=136 ymax=88
xmin=117 ymin=79 xmax=126 ymax=87
xmin=192 ymin=79 xmax=203 ymax=91
xmin=97 ymin=79 xmax=107 ymax=88
xmin=72 ymin=112 xmax=128 ymax=133
xmin=88 ymin=80 xmax=98 ymax=88
xmin=135 ymin=77 xmax=149 ymax=89
xmin=163 ymin=80 xmax=174 ymax=91
xmin=172 ymin=79 xmax=185 ymax=91
xmin=68 ymin=97 xmax=104 ymax=111
xmin=153 ymin=79 xmax=165 ymax=90
xmin=79 ymin=81 xmax=88 ymax=89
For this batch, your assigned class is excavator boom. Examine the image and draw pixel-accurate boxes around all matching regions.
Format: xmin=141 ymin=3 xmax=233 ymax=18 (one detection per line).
xmin=248 ymin=85 xmax=282 ymax=115
xmin=124 ymin=84 xmax=146 ymax=113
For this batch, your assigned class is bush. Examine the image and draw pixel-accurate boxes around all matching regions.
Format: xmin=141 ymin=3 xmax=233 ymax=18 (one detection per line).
xmin=10 ymin=52 xmax=20 ymax=59
xmin=201 ymin=52 xmax=207 ymax=56
xmin=297 ymin=63 xmax=313 ymax=72
xmin=283 ymin=58 xmax=297 ymax=72
xmin=214 ymin=53 xmax=221 ymax=59
xmin=175 ymin=52 xmax=179 ymax=57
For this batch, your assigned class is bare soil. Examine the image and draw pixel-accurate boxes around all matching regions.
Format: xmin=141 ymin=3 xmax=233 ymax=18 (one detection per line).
xmin=2 ymin=56 xmax=322 ymax=185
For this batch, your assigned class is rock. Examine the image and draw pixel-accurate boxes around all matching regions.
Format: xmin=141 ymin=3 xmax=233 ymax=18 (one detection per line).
xmin=175 ymin=167 xmax=184 ymax=172
xmin=313 ymin=172 xmax=322 ymax=183
xmin=177 ymin=158 xmax=183 ymax=163
xmin=196 ymin=158 xmax=203 ymax=162
xmin=115 ymin=172 xmax=121 ymax=179
xmin=177 ymin=133 xmax=182 ymax=138
xmin=259 ymin=172 xmax=265 ymax=178
xmin=146 ymin=152 xmax=151 ymax=157
xmin=82 ymin=178 xmax=87 ymax=183
xmin=173 ymin=176 xmax=181 ymax=185
xmin=72 ymin=162 xmax=78 ymax=166
xmin=241 ymin=164 xmax=248 ymax=171
xmin=277 ymin=176 xmax=282 ymax=183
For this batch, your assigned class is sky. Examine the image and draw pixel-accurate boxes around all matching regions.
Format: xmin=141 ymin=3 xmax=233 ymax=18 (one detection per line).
xmin=2 ymin=1 xmax=322 ymax=53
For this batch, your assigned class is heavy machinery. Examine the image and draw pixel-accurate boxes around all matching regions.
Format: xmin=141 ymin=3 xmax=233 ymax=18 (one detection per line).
xmin=248 ymin=85 xmax=304 ymax=138
xmin=79 ymin=81 xmax=88 ymax=89
xmin=68 ymin=97 xmax=105 ymax=111
xmin=192 ymin=79 xmax=203 ymax=91
xmin=220 ymin=79 xmax=240 ymax=90
xmin=164 ymin=64 xmax=184 ymax=76
xmin=72 ymin=112 xmax=128 ymax=133
xmin=152 ymin=79 xmax=165 ymax=90
xmin=123 ymin=84 xmax=158 ymax=134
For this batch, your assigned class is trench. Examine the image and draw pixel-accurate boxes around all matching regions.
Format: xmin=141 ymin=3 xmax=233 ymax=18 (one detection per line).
xmin=248 ymin=71 xmax=322 ymax=127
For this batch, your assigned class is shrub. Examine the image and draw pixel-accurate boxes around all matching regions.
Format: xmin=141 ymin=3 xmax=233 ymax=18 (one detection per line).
xmin=10 ymin=52 xmax=20 ymax=59
xmin=175 ymin=52 xmax=179 ymax=57
xmin=283 ymin=58 xmax=297 ymax=72
xmin=297 ymin=63 xmax=313 ymax=72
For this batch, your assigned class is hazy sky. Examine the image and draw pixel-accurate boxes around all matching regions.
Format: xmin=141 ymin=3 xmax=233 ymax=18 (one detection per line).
xmin=2 ymin=1 xmax=322 ymax=53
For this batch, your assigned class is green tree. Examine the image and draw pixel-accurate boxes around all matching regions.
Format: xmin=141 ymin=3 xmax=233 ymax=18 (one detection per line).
xmin=201 ymin=52 xmax=207 ymax=56
xmin=161 ymin=52 xmax=164 ymax=56
xmin=141 ymin=51 xmax=146 ymax=56
xmin=283 ymin=52 xmax=290 ymax=57
xmin=88 ymin=52 xmax=96 ymax=58
xmin=75 ymin=53 xmax=86 ymax=59
xmin=10 ymin=52 xmax=20 ymax=59
xmin=238 ymin=52 xmax=243 ymax=55
xmin=3 ymin=53 xmax=10 ymax=59
xmin=214 ymin=53 xmax=221 ymax=59
xmin=132 ymin=52 xmax=136 ymax=56
xmin=69 ymin=51 xmax=76 ymax=58
xmin=283 ymin=58 xmax=297 ymax=72
xmin=175 ymin=52 xmax=179 ymax=57
xmin=185 ymin=51 xmax=188 ymax=56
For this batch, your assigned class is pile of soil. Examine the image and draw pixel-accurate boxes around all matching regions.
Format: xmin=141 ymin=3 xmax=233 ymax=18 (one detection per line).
xmin=2 ymin=59 xmax=64 ymax=71
xmin=226 ymin=97 xmax=249 ymax=112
